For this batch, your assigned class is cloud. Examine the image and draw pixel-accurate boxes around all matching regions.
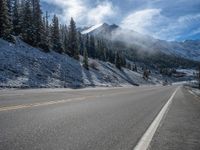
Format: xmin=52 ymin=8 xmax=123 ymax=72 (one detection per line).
xmin=120 ymin=7 xmax=200 ymax=41
xmin=87 ymin=2 xmax=115 ymax=24
xmin=120 ymin=9 xmax=162 ymax=34
xmin=42 ymin=0 xmax=200 ymax=40
xmin=155 ymin=13 xmax=200 ymax=40
xmin=42 ymin=0 xmax=116 ymax=25
xmin=190 ymin=27 xmax=200 ymax=36
xmin=42 ymin=0 xmax=86 ymax=23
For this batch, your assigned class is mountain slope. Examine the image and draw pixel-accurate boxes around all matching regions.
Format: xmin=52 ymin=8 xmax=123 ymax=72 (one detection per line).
xmin=81 ymin=23 xmax=200 ymax=62
xmin=0 ymin=38 xmax=159 ymax=88
xmin=81 ymin=23 xmax=119 ymax=36
xmin=81 ymin=23 xmax=104 ymax=34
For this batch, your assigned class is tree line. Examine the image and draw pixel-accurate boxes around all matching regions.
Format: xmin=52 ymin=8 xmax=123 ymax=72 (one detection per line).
xmin=0 ymin=0 xmax=126 ymax=70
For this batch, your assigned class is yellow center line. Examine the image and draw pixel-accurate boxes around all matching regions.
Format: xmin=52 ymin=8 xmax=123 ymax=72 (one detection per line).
xmin=0 ymin=86 xmax=167 ymax=112
xmin=0 ymin=97 xmax=86 ymax=112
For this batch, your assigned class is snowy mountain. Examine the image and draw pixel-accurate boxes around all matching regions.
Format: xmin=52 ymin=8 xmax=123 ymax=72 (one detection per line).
xmin=152 ymin=40 xmax=200 ymax=61
xmin=81 ymin=23 xmax=119 ymax=36
xmin=81 ymin=23 xmax=200 ymax=62
xmin=81 ymin=23 xmax=104 ymax=34
xmin=0 ymin=38 xmax=160 ymax=88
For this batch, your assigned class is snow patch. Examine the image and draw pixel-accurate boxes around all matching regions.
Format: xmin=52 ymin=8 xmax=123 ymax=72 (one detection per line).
xmin=81 ymin=23 xmax=103 ymax=34
xmin=176 ymin=69 xmax=197 ymax=76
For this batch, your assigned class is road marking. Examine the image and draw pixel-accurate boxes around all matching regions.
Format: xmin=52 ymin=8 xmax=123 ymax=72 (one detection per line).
xmin=0 ymin=93 xmax=25 ymax=97
xmin=0 ymin=86 xmax=170 ymax=112
xmin=0 ymin=91 xmax=132 ymax=112
xmin=189 ymin=90 xmax=196 ymax=96
xmin=0 ymin=86 xmax=166 ymax=97
xmin=0 ymin=91 xmax=128 ymax=112
xmin=0 ymin=97 xmax=85 ymax=112
xmin=188 ymin=90 xmax=199 ymax=99
xmin=134 ymin=87 xmax=179 ymax=150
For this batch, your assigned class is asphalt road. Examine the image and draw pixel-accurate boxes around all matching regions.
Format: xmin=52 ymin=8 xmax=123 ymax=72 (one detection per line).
xmin=0 ymin=85 xmax=199 ymax=150
xmin=149 ymin=87 xmax=200 ymax=150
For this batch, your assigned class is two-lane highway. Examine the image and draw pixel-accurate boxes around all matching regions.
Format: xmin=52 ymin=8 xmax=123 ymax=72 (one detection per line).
xmin=0 ymin=85 xmax=199 ymax=150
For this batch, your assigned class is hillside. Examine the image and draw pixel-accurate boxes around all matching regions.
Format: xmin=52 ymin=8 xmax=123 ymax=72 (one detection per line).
xmin=0 ymin=38 xmax=160 ymax=88
xmin=81 ymin=23 xmax=200 ymax=62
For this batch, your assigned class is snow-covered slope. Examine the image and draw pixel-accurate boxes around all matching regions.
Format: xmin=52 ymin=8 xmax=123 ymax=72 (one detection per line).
xmin=81 ymin=23 xmax=104 ymax=34
xmin=0 ymin=38 xmax=158 ymax=88
xmin=81 ymin=23 xmax=119 ymax=36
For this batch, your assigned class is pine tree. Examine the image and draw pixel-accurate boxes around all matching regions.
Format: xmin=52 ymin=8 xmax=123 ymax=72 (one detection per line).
xmin=77 ymin=31 xmax=84 ymax=55
xmin=89 ymin=35 xmax=96 ymax=58
xmin=101 ymin=41 xmax=106 ymax=61
xmin=44 ymin=11 xmax=50 ymax=49
xmin=115 ymin=51 xmax=121 ymax=70
xmin=121 ymin=55 xmax=126 ymax=67
xmin=60 ymin=24 xmax=68 ymax=53
xmin=38 ymin=16 xmax=49 ymax=52
xmin=133 ymin=64 xmax=137 ymax=72
xmin=63 ymin=33 xmax=68 ymax=54
xmin=143 ymin=68 xmax=150 ymax=80
xmin=68 ymin=17 xmax=79 ymax=59
xmin=7 ymin=0 xmax=13 ymax=32
xmin=32 ymin=0 xmax=43 ymax=47
xmin=85 ymin=34 xmax=90 ymax=54
xmin=95 ymin=39 xmax=106 ymax=61
xmin=13 ymin=0 xmax=21 ymax=35
xmin=0 ymin=0 xmax=12 ymax=41
xmin=50 ymin=14 xmax=63 ymax=53
xmin=7 ymin=0 xmax=12 ymax=15
xmin=107 ymin=50 xmax=114 ymax=64
xmin=83 ymin=48 xmax=89 ymax=70
xmin=17 ymin=0 xmax=25 ymax=36
xmin=21 ymin=0 xmax=35 ymax=45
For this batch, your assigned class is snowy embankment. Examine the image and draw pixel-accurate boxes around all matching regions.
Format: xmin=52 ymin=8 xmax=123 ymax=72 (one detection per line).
xmin=0 ymin=39 xmax=158 ymax=88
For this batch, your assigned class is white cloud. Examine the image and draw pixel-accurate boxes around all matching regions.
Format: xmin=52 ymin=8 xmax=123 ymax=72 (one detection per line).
xmin=42 ymin=0 xmax=86 ymax=23
xmin=190 ymin=27 xmax=200 ymax=36
xmin=178 ymin=14 xmax=200 ymax=24
xmin=87 ymin=2 xmax=115 ymax=25
xmin=155 ymin=13 xmax=200 ymax=40
xmin=120 ymin=9 xmax=162 ymax=34
xmin=42 ymin=0 xmax=116 ymax=25
xmin=120 ymin=8 xmax=200 ymax=41
xmin=42 ymin=0 xmax=200 ymax=40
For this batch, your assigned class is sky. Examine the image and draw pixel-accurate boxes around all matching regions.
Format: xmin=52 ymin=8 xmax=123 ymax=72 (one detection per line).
xmin=41 ymin=0 xmax=200 ymax=41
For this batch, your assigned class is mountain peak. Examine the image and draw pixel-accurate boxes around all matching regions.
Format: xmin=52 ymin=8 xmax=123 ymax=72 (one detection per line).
xmin=81 ymin=23 xmax=104 ymax=34
xmin=81 ymin=23 xmax=119 ymax=35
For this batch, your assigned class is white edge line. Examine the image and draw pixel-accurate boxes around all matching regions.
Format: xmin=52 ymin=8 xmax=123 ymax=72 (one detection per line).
xmin=134 ymin=87 xmax=179 ymax=150
xmin=188 ymin=90 xmax=198 ymax=98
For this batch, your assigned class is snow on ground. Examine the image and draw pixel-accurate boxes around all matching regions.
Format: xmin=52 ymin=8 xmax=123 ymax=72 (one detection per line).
xmin=81 ymin=23 xmax=103 ymax=34
xmin=0 ymin=38 xmax=159 ymax=88
xmin=176 ymin=69 xmax=197 ymax=76
xmin=184 ymin=80 xmax=200 ymax=97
